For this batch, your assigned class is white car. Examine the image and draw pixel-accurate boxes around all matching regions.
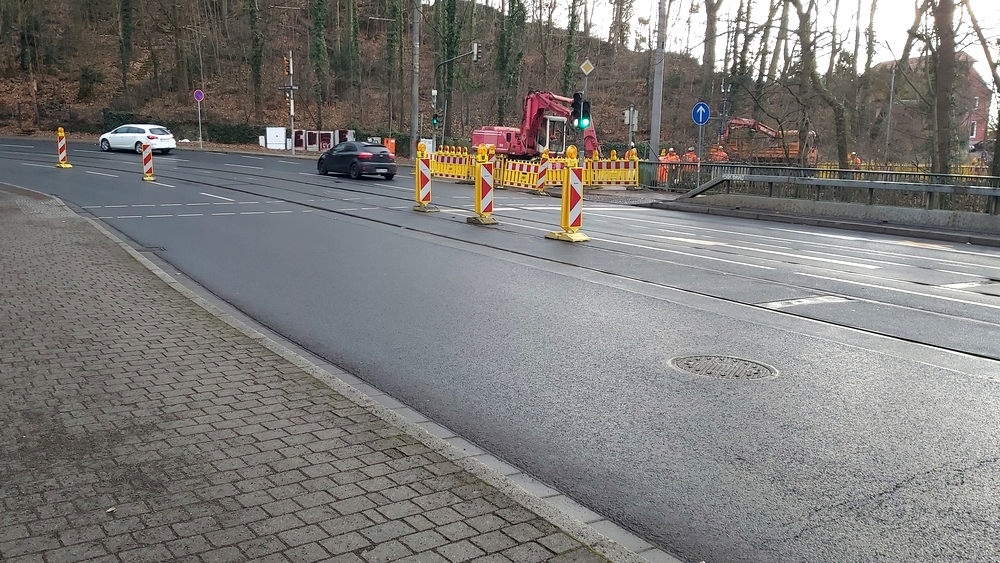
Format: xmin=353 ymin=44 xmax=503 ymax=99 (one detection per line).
xmin=99 ymin=124 xmax=176 ymax=154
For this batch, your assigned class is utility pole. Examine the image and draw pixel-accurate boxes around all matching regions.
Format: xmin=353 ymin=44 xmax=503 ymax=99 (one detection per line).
xmin=410 ymin=0 xmax=420 ymax=157
xmin=649 ymin=0 xmax=666 ymax=157
xmin=288 ymin=50 xmax=296 ymax=156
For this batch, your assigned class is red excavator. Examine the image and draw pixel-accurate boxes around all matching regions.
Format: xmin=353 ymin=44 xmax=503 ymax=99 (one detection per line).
xmin=721 ymin=117 xmax=818 ymax=166
xmin=471 ymin=90 xmax=601 ymax=159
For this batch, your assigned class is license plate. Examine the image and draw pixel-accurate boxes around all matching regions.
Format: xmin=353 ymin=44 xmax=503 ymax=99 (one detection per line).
xmin=376 ymin=168 xmax=388 ymax=173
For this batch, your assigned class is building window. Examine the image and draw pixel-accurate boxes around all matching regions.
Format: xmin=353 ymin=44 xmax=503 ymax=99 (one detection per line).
xmin=974 ymin=96 xmax=980 ymax=109
xmin=971 ymin=121 xmax=978 ymax=139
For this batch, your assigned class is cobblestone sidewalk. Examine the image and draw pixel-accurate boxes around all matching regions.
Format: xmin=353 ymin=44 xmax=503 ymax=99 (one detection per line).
xmin=0 ymin=189 xmax=619 ymax=563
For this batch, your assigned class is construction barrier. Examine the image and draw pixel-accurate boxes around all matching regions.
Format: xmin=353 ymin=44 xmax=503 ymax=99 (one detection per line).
xmin=55 ymin=127 xmax=72 ymax=169
xmin=467 ymin=145 xmax=498 ymax=225
xmin=429 ymin=147 xmax=639 ymax=189
xmin=500 ymin=161 xmax=540 ymax=189
xmin=588 ymin=159 xmax=638 ymax=186
xmin=546 ymin=146 xmax=588 ymax=242
xmin=430 ymin=147 xmax=474 ymax=181
xmin=413 ymin=143 xmax=438 ymax=212
xmin=141 ymin=144 xmax=155 ymax=182
xmin=535 ymin=151 xmax=549 ymax=193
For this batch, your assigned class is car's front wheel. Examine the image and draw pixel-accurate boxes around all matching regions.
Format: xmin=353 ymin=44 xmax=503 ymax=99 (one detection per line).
xmin=317 ymin=159 xmax=328 ymax=175
xmin=100 ymin=139 xmax=111 ymax=151
xmin=134 ymin=142 xmax=144 ymax=154
xmin=349 ymin=162 xmax=361 ymax=179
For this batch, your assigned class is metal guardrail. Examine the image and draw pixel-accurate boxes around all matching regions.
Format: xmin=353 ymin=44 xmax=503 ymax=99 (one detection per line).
xmin=639 ymin=161 xmax=1000 ymax=214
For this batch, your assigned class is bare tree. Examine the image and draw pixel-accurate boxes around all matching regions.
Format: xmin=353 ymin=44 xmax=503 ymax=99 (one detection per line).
xmin=960 ymin=0 xmax=999 ymax=175
xmin=791 ymin=0 xmax=851 ymax=167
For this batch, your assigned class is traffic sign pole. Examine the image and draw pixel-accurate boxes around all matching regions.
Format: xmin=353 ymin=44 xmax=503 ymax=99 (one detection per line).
xmin=692 ymin=102 xmax=711 ymax=187
xmin=193 ymin=89 xmax=205 ymax=150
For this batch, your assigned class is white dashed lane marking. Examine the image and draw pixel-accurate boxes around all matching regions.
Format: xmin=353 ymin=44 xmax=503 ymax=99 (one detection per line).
xmin=200 ymin=192 xmax=235 ymax=201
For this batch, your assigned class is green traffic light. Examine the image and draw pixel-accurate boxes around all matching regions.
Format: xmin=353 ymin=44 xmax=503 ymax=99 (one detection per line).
xmin=579 ymin=117 xmax=590 ymax=128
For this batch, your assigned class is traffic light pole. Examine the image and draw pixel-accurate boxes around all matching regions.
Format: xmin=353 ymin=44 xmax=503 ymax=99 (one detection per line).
xmin=433 ymin=43 xmax=482 ymax=144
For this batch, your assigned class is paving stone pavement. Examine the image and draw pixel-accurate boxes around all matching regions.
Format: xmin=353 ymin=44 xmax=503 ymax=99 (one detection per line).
xmin=0 ymin=189 xmax=623 ymax=563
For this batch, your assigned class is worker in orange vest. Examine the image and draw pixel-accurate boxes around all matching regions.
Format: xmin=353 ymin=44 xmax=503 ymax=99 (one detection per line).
xmin=682 ymin=146 xmax=700 ymax=172
xmin=707 ymin=145 xmax=729 ymax=163
xmin=658 ymin=147 xmax=680 ymax=184
xmin=850 ymin=152 xmax=862 ymax=169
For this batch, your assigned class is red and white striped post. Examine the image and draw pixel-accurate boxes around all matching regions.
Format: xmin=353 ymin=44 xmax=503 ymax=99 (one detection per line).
xmin=141 ymin=144 xmax=155 ymax=182
xmin=534 ymin=149 xmax=549 ymax=194
xmin=546 ymin=145 xmax=588 ymax=242
xmin=55 ymin=127 xmax=72 ymax=169
xmin=413 ymin=142 xmax=438 ymax=212
xmin=468 ymin=144 xmax=498 ymax=225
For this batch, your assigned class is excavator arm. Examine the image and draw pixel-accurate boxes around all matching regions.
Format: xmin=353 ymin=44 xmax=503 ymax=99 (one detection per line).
xmin=721 ymin=117 xmax=781 ymax=141
xmin=519 ymin=90 xmax=600 ymax=156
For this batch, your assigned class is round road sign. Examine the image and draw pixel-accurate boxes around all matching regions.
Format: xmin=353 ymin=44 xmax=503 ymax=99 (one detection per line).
xmin=692 ymin=101 xmax=710 ymax=126
xmin=193 ymin=89 xmax=205 ymax=102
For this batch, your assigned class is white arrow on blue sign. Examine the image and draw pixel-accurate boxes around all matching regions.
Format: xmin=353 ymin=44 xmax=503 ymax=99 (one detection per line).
xmin=692 ymin=101 xmax=710 ymax=126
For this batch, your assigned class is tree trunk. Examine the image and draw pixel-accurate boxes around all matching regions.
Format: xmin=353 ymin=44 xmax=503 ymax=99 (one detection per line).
xmin=931 ymin=0 xmax=955 ymax=174
xmin=249 ymin=0 xmax=264 ymax=123
xmin=701 ymin=0 xmax=720 ymax=100
xmin=560 ymin=0 xmax=578 ymax=95
xmin=767 ymin=0 xmax=788 ymax=80
xmin=118 ymin=0 xmax=133 ymax=90
xmin=752 ymin=0 xmax=779 ymax=119
xmin=308 ymin=0 xmax=330 ymax=129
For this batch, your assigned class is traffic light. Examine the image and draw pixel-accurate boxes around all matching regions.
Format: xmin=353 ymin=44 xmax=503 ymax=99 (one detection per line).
xmin=432 ymin=114 xmax=440 ymax=127
xmin=283 ymin=56 xmax=290 ymax=76
xmin=580 ymin=101 xmax=591 ymax=128
xmin=570 ymin=92 xmax=582 ymax=128
xmin=472 ymin=42 xmax=482 ymax=62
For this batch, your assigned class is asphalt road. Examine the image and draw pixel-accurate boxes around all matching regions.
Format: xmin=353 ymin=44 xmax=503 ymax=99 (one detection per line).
xmin=4 ymin=140 xmax=1000 ymax=562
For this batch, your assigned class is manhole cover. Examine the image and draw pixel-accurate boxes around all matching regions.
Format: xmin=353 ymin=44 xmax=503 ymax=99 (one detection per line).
xmin=670 ymin=355 xmax=777 ymax=380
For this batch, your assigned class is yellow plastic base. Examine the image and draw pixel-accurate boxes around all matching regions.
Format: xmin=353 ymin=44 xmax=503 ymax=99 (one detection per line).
xmin=467 ymin=215 xmax=498 ymax=225
xmin=55 ymin=163 xmax=73 ymax=169
xmin=413 ymin=203 xmax=439 ymax=212
xmin=546 ymin=230 xmax=590 ymax=242
xmin=142 ymin=174 xmax=156 ymax=182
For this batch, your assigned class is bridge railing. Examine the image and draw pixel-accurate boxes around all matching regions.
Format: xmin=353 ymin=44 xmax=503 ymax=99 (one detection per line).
xmin=639 ymin=161 xmax=1000 ymax=213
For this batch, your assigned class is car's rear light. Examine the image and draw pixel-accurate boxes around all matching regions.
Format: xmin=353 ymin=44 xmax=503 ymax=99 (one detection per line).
xmin=358 ymin=152 xmax=373 ymax=159
xmin=147 ymin=135 xmax=158 ymax=140
xmin=388 ymin=153 xmax=395 ymax=161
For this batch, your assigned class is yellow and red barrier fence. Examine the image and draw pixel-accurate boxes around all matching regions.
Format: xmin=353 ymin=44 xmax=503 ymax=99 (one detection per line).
xmin=427 ymin=147 xmax=639 ymax=189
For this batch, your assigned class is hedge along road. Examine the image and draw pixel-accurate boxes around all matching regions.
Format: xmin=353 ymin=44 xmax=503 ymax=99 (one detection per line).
xmin=4 ymin=140 xmax=1000 ymax=563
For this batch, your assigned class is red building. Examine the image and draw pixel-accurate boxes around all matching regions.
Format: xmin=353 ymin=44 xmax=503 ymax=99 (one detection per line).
xmin=875 ymin=51 xmax=993 ymax=158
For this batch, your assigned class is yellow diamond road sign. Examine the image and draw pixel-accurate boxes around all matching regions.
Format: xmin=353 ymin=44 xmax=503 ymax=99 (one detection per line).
xmin=580 ymin=59 xmax=594 ymax=76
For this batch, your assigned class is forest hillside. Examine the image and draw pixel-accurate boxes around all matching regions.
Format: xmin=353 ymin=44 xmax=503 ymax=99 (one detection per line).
xmin=0 ymin=0 xmax=994 ymax=167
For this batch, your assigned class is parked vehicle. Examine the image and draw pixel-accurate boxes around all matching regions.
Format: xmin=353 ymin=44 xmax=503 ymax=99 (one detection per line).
xmin=317 ymin=142 xmax=396 ymax=180
xmin=99 ymin=124 xmax=176 ymax=154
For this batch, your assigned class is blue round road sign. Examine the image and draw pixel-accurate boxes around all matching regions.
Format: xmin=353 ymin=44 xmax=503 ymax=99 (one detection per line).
xmin=692 ymin=101 xmax=710 ymax=125
xmin=193 ymin=89 xmax=205 ymax=102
